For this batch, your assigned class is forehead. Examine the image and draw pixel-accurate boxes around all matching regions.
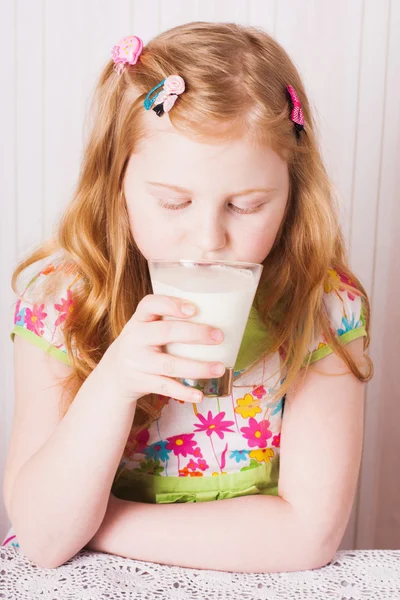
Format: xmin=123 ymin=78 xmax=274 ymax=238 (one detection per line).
xmin=132 ymin=109 xmax=288 ymax=187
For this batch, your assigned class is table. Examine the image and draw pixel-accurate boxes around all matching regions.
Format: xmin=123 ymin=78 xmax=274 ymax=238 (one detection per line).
xmin=1 ymin=546 xmax=400 ymax=599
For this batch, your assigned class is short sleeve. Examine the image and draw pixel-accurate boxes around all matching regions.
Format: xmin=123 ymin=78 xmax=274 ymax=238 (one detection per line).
xmin=10 ymin=252 xmax=83 ymax=365
xmin=306 ymin=268 xmax=368 ymax=365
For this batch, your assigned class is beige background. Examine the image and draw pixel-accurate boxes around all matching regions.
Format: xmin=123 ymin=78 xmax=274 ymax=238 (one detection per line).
xmin=1 ymin=0 xmax=399 ymax=549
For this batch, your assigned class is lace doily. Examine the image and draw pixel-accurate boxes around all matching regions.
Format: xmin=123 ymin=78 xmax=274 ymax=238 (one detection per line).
xmin=1 ymin=547 xmax=400 ymax=599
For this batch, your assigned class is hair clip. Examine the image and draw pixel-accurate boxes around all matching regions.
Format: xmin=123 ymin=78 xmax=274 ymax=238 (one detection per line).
xmin=111 ymin=35 xmax=143 ymax=75
xmin=144 ymin=75 xmax=186 ymax=117
xmin=286 ymin=85 xmax=305 ymax=139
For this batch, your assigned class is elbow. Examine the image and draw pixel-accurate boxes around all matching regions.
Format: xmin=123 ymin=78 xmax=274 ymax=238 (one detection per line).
xmin=304 ymin=533 xmax=339 ymax=571
xmin=282 ymin=543 xmax=336 ymax=573
xmin=24 ymin=549 xmax=69 ymax=570
xmin=15 ymin=533 xmax=78 ymax=570
xmin=307 ymin=547 xmax=336 ymax=571
xmin=9 ymin=518 xmax=82 ymax=570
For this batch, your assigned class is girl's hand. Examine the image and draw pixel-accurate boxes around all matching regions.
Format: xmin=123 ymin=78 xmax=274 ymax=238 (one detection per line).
xmin=97 ymin=294 xmax=225 ymax=405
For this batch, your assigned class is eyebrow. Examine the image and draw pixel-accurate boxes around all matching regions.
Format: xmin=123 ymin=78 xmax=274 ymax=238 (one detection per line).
xmin=146 ymin=181 xmax=278 ymax=196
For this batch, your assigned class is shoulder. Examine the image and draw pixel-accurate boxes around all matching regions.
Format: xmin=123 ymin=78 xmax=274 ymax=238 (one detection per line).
xmin=307 ymin=268 xmax=368 ymax=365
xmin=11 ymin=249 xmax=84 ymax=365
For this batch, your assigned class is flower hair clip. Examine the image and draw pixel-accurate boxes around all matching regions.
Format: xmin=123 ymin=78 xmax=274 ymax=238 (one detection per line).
xmin=111 ymin=35 xmax=143 ymax=75
xmin=143 ymin=75 xmax=186 ymax=117
xmin=286 ymin=85 xmax=305 ymax=139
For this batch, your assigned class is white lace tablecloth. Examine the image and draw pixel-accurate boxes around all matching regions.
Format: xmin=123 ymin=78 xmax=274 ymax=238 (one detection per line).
xmin=1 ymin=547 xmax=400 ymax=599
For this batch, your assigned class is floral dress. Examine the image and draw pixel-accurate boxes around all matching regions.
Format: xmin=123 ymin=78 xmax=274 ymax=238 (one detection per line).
xmin=2 ymin=254 xmax=367 ymax=548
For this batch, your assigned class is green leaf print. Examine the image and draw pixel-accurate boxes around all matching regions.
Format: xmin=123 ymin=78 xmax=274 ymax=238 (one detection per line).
xmin=360 ymin=300 xmax=366 ymax=326
xmin=240 ymin=459 xmax=260 ymax=471
xmin=134 ymin=458 xmax=164 ymax=476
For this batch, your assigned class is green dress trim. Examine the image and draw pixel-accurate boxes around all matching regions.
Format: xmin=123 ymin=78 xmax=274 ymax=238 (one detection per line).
xmin=306 ymin=326 xmax=367 ymax=365
xmin=112 ymin=457 xmax=280 ymax=504
xmin=11 ymin=316 xmax=366 ymax=372
xmin=10 ymin=326 xmax=72 ymax=366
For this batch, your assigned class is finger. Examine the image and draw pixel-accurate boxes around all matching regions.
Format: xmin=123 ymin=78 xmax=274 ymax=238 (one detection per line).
xmin=145 ymin=373 xmax=204 ymax=404
xmin=146 ymin=351 xmax=226 ymax=380
xmin=133 ymin=294 xmax=197 ymax=324
xmin=140 ymin=319 xmax=224 ymax=347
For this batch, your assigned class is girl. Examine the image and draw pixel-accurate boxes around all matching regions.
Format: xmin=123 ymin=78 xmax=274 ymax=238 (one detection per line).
xmin=2 ymin=22 xmax=372 ymax=573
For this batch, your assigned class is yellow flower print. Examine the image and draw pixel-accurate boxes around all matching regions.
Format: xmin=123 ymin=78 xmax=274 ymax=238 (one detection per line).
xmin=235 ymin=393 xmax=262 ymax=419
xmin=324 ymin=269 xmax=340 ymax=294
xmin=249 ymin=448 xmax=275 ymax=463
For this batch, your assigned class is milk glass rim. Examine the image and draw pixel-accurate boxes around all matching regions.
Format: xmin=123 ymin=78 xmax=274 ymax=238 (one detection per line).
xmin=149 ymin=258 xmax=263 ymax=270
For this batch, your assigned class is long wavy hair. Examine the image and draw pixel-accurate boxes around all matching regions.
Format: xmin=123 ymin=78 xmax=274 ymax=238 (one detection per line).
xmin=11 ymin=21 xmax=373 ymax=431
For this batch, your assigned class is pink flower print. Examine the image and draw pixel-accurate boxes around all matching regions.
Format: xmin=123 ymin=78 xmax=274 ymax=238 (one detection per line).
xmin=252 ymin=385 xmax=267 ymax=399
xmin=272 ymin=433 xmax=281 ymax=448
xmin=25 ymin=304 xmax=47 ymax=336
xmin=185 ymin=458 xmax=209 ymax=472
xmin=194 ymin=411 xmax=235 ymax=440
xmin=336 ymin=269 xmax=361 ymax=301
xmin=14 ymin=299 xmax=26 ymax=326
xmin=240 ymin=417 xmax=272 ymax=449
xmin=124 ymin=427 xmax=150 ymax=456
xmin=197 ymin=458 xmax=209 ymax=471
xmin=192 ymin=447 xmax=203 ymax=459
xmin=166 ymin=433 xmax=197 ymax=458
xmin=54 ymin=289 xmax=74 ymax=327
xmin=136 ymin=427 xmax=150 ymax=450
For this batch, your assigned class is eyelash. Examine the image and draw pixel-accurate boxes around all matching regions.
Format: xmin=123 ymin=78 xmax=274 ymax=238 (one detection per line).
xmin=158 ymin=201 xmax=262 ymax=215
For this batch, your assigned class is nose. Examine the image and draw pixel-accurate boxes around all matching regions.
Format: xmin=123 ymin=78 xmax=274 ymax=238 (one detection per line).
xmin=191 ymin=209 xmax=227 ymax=258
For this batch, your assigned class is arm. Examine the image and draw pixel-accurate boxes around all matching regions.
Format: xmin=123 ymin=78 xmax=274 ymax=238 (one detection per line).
xmin=88 ymin=492 xmax=326 ymax=574
xmin=87 ymin=338 xmax=365 ymax=573
xmin=5 ymin=337 xmax=137 ymax=569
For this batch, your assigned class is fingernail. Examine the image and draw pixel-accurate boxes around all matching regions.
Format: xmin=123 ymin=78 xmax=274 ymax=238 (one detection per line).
xmin=211 ymin=364 xmax=225 ymax=376
xmin=182 ymin=303 xmax=195 ymax=316
xmin=211 ymin=329 xmax=223 ymax=342
xmin=192 ymin=391 xmax=203 ymax=402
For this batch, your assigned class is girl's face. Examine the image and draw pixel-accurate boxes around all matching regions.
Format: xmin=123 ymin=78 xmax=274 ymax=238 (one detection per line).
xmin=123 ymin=111 xmax=290 ymax=263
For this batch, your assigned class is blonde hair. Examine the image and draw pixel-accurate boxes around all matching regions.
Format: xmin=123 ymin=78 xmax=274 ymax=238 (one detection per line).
xmin=11 ymin=21 xmax=373 ymax=431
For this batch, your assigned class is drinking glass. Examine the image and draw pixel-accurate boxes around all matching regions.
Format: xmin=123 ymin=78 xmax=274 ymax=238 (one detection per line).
xmin=148 ymin=258 xmax=263 ymax=397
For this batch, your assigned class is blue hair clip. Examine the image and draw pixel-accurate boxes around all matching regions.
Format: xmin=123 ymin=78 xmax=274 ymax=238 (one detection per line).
xmin=143 ymin=79 xmax=166 ymax=110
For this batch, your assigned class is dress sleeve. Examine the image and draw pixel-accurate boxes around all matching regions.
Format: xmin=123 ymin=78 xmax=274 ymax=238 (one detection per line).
xmin=306 ymin=268 xmax=368 ymax=365
xmin=10 ymin=255 xmax=82 ymax=366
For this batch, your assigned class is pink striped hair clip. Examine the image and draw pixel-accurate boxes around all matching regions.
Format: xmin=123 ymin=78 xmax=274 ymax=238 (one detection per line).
xmin=286 ymin=85 xmax=305 ymax=139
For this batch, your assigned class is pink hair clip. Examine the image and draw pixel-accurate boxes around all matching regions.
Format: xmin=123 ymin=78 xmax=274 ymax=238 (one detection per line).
xmin=286 ymin=85 xmax=305 ymax=139
xmin=111 ymin=35 xmax=143 ymax=75
xmin=144 ymin=75 xmax=186 ymax=116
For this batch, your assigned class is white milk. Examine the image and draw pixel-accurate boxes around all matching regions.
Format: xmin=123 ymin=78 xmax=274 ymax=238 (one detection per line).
xmin=149 ymin=264 xmax=261 ymax=367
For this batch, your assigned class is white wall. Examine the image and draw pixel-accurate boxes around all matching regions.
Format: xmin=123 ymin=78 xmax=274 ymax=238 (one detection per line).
xmin=1 ymin=0 xmax=399 ymax=549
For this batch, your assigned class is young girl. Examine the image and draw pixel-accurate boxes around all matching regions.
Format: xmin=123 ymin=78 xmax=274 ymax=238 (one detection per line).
xmin=2 ymin=22 xmax=372 ymax=573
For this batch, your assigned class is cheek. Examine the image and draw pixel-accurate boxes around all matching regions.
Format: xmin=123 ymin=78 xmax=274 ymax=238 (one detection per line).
xmin=235 ymin=210 xmax=285 ymax=262
xmin=237 ymin=230 xmax=275 ymax=263
xmin=127 ymin=206 xmax=179 ymax=260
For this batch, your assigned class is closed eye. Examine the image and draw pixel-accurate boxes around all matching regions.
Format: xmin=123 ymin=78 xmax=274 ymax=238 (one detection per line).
xmin=158 ymin=200 xmax=263 ymax=215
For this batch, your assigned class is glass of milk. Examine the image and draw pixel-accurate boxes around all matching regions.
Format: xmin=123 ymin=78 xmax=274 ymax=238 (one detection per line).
xmin=148 ymin=259 xmax=263 ymax=397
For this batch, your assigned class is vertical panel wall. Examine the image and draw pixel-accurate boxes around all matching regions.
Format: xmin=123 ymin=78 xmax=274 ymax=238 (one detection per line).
xmin=1 ymin=0 xmax=398 ymax=551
